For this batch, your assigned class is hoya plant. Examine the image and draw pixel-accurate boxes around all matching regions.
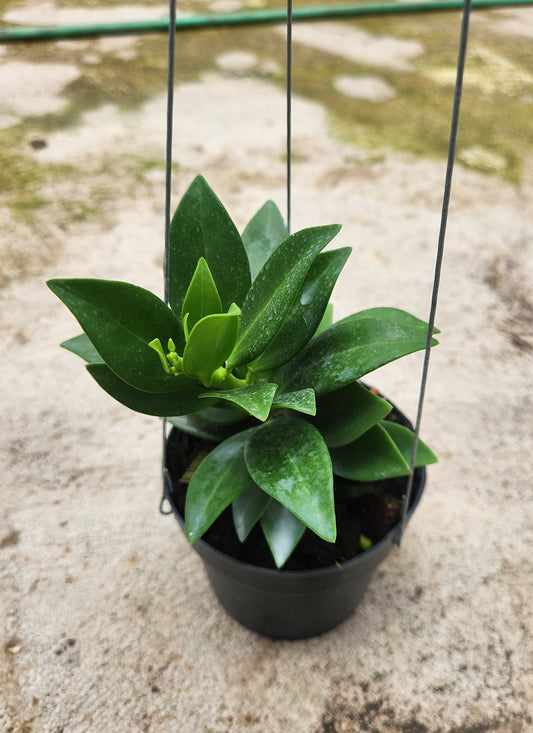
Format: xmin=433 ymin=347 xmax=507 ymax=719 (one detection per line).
xmin=48 ymin=175 xmax=437 ymax=568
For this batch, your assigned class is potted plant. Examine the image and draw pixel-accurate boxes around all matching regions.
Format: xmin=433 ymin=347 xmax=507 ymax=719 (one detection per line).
xmin=47 ymin=175 xmax=437 ymax=639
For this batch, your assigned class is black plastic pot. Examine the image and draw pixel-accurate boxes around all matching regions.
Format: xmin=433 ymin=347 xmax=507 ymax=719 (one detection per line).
xmin=164 ymin=419 xmax=426 ymax=640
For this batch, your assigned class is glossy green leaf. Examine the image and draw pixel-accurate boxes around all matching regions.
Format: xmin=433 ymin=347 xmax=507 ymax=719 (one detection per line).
xmin=271 ymin=388 xmax=316 ymax=416
xmin=87 ymin=363 xmax=213 ymax=417
xmin=48 ymin=279 xmax=184 ymax=392
xmin=196 ymin=403 xmax=247 ymax=425
xmin=200 ymin=383 xmax=277 ymax=421
xmin=185 ymin=428 xmax=255 ymax=542
xmin=242 ymin=200 xmax=289 ymax=280
xmin=315 ymin=302 xmax=334 ymax=336
xmin=313 ymin=381 xmax=392 ymax=447
xmin=181 ymin=257 xmax=222 ymax=332
xmin=182 ymin=310 xmax=240 ymax=386
xmin=232 ymin=482 xmax=271 ymax=542
xmin=227 ymin=224 xmax=341 ymax=369
xmin=61 ymin=333 xmax=102 ymax=363
xmin=244 ymin=416 xmax=336 ymax=542
xmin=169 ymin=176 xmax=251 ymax=319
xmin=251 ymin=247 xmax=351 ymax=372
xmin=381 ymin=420 xmax=438 ymax=468
xmin=260 ymin=500 xmax=306 ymax=568
xmin=341 ymin=307 xmax=440 ymax=336
xmin=168 ymin=414 xmax=245 ymax=442
xmin=330 ymin=423 xmax=411 ymax=481
xmin=272 ymin=315 xmax=437 ymax=396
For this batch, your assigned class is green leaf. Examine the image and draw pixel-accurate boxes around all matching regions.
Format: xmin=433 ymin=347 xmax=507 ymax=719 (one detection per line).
xmin=313 ymin=381 xmax=392 ymax=447
xmin=169 ymin=176 xmax=251 ymax=319
xmin=196 ymin=403 xmax=247 ymax=425
xmin=185 ymin=428 xmax=255 ymax=542
xmin=181 ymin=257 xmax=222 ymax=332
xmin=341 ymin=307 xmax=440 ymax=336
xmin=272 ymin=315 xmax=437 ymax=396
xmin=260 ymin=500 xmax=306 ymax=569
xmin=227 ymin=224 xmax=341 ymax=369
xmin=381 ymin=420 xmax=438 ymax=468
xmin=315 ymin=302 xmax=333 ymax=336
xmin=271 ymin=388 xmax=316 ymax=416
xmin=61 ymin=333 xmax=102 ymax=363
xmin=330 ymin=423 xmax=411 ymax=481
xmin=232 ymin=482 xmax=271 ymax=542
xmin=48 ymin=279 xmax=184 ymax=393
xmin=86 ymin=363 xmax=214 ymax=416
xmin=244 ymin=416 xmax=336 ymax=542
xmin=182 ymin=310 xmax=240 ymax=386
xmin=241 ymin=200 xmax=288 ymax=280
xmin=251 ymin=247 xmax=351 ymax=372
xmin=200 ymin=383 xmax=277 ymax=421
xmin=168 ymin=415 xmax=243 ymax=442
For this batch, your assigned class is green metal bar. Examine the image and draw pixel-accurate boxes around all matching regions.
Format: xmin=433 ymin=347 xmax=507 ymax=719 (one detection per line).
xmin=0 ymin=0 xmax=531 ymax=43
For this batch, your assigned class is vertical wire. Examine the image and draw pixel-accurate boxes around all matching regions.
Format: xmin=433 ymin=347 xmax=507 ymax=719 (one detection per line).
xmin=286 ymin=0 xmax=293 ymax=233
xmin=160 ymin=0 xmax=177 ymax=515
xmin=397 ymin=0 xmax=473 ymax=543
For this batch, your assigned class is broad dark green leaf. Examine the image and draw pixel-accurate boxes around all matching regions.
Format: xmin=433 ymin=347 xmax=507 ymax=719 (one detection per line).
xmin=241 ymin=200 xmax=289 ymax=280
xmin=169 ymin=176 xmax=251 ymax=319
xmin=200 ymin=383 xmax=277 ymax=421
xmin=61 ymin=333 xmax=102 ymax=363
xmin=244 ymin=416 xmax=336 ymax=542
xmin=260 ymin=500 xmax=306 ymax=568
xmin=340 ymin=307 xmax=440 ymax=336
xmin=381 ymin=420 xmax=438 ymax=468
xmin=271 ymin=388 xmax=316 ymax=416
xmin=196 ymin=403 xmax=247 ymax=425
xmin=87 ymin=363 xmax=213 ymax=417
xmin=232 ymin=482 xmax=271 ymax=542
xmin=271 ymin=316 xmax=438 ymax=396
xmin=181 ymin=257 xmax=222 ymax=334
xmin=330 ymin=423 xmax=410 ymax=481
xmin=315 ymin=302 xmax=333 ymax=336
xmin=227 ymin=224 xmax=341 ymax=369
xmin=185 ymin=428 xmax=255 ymax=542
xmin=182 ymin=310 xmax=240 ymax=386
xmin=251 ymin=247 xmax=351 ymax=372
xmin=313 ymin=381 xmax=392 ymax=447
xmin=168 ymin=414 xmax=245 ymax=442
xmin=48 ymin=279 xmax=185 ymax=392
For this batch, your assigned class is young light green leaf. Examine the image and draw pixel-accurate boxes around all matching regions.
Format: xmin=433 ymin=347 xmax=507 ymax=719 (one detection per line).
xmin=313 ymin=381 xmax=392 ymax=447
xmin=182 ymin=310 xmax=240 ymax=386
xmin=330 ymin=423 xmax=410 ymax=481
xmin=271 ymin=388 xmax=316 ymax=416
xmin=227 ymin=224 xmax=341 ymax=369
xmin=61 ymin=333 xmax=102 ymax=363
xmin=185 ymin=428 xmax=256 ymax=542
xmin=381 ymin=420 xmax=438 ymax=468
xmin=272 ymin=315 xmax=438 ymax=396
xmin=181 ymin=257 xmax=222 ymax=332
xmin=242 ymin=200 xmax=289 ymax=280
xmin=244 ymin=416 xmax=336 ymax=542
xmin=232 ymin=482 xmax=271 ymax=542
xmin=86 ymin=363 xmax=214 ymax=416
xmin=251 ymin=247 xmax=351 ymax=372
xmin=47 ymin=279 xmax=184 ymax=393
xmin=260 ymin=500 xmax=306 ymax=569
xmin=200 ymin=383 xmax=277 ymax=421
xmin=169 ymin=176 xmax=251 ymax=317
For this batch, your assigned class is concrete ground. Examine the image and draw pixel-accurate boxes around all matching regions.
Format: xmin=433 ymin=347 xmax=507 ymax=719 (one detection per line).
xmin=1 ymin=3 xmax=532 ymax=732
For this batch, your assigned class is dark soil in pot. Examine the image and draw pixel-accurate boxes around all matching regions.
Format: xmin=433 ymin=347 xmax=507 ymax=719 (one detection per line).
xmin=165 ymin=406 xmax=422 ymax=572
